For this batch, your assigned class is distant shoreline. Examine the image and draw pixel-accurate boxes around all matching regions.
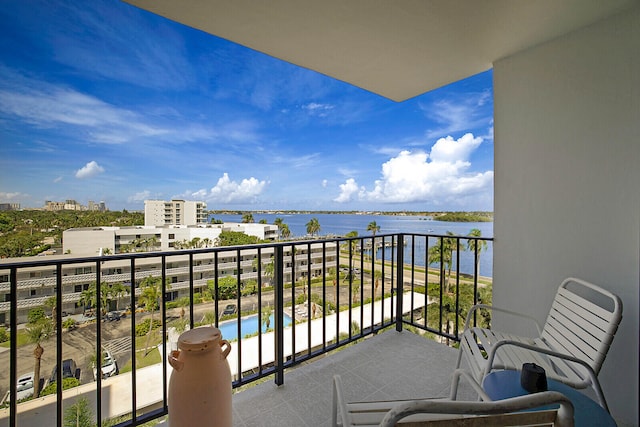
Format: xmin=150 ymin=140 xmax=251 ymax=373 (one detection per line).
xmin=209 ymin=210 xmax=494 ymax=222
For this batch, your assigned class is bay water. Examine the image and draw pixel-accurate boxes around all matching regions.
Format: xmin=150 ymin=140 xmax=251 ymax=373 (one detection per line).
xmin=212 ymin=213 xmax=493 ymax=278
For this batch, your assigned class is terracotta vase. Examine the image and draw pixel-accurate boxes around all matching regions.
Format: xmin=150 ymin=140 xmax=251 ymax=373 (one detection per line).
xmin=168 ymin=327 xmax=232 ymax=427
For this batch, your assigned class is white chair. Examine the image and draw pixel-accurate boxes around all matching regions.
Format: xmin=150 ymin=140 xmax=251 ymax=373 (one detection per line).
xmin=455 ymin=277 xmax=622 ymax=412
xmin=332 ymin=372 xmax=574 ymax=427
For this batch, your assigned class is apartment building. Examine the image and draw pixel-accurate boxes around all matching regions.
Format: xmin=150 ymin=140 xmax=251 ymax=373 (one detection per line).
xmin=0 ymin=242 xmax=338 ymax=325
xmin=62 ymin=223 xmax=279 ymax=256
xmin=144 ymin=199 xmax=208 ymax=226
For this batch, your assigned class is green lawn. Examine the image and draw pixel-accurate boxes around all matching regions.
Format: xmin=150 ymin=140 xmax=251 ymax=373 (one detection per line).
xmin=0 ymin=329 xmax=31 ymax=348
xmin=120 ymin=346 xmax=161 ymax=373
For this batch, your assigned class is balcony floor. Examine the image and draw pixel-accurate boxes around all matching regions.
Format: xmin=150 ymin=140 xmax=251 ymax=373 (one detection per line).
xmin=229 ymin=329 xmax=477 ymax=427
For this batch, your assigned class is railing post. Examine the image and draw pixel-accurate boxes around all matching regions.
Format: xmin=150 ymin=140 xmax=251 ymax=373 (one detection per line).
xmin=274 ymin=245 xmax=285 ymax=386
xmin=395 ymin=233 xmax=404 ymax=332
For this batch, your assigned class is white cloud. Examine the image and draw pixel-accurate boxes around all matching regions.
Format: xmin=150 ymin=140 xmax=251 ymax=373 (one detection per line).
xmin=421 ymin=89 xmax=492 ymax=139
xmin=190 ymin=173 xmax=268 ymax=204
xmin=128 ymin=190 xmax=152 ymax=203
xmin=75 ymin=161 xmax=105 ymax=179
xmin=301 ymin=102 xmax=335 ymax=118
xmin=334 ymin=178 xmax=360 ymax=203
xmin=430 ymin=133 xmax=482 ymax=163
xmin=53 ymin=176 xmax=63 ymax=183
xmin=0 ymin=192 xmax=25 ymax=201
xmin=334 ymin=133 xmax=493 ymax=205
xmin=321 ymin=179 xmax=328 ymax=188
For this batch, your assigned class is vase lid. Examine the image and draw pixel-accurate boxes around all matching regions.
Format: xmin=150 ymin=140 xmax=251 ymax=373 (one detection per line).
xmin=178 ymin=326 xmax=222 ymax=352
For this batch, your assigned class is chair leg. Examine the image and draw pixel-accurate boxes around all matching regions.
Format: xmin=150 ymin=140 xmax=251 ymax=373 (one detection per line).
xmin=449 ymin=369 xmax=492 ymax=402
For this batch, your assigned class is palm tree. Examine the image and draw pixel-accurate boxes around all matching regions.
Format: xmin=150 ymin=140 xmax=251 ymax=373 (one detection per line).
xmin=139 ymin=275 xmax=163 ymax=355
xmin=261 ymin=306 xmax=273 ymax=331
xmin=63 ymin=396 xmax=94 ymax=427
xmin=44 ymin=296 xmax=57 ymax=330
xmin=274 ymin=217 xmax=283 ymax=228
xmin=428 ymin=232 xmax=457 ymax=293
xmin=366 ymin=221 xmax=380 ymax=236
xmin=201 ymin=311 xmax=216 ymax=326
xmin=241 ymin=212 xmax=254 ymax=223
xmin=466 ymin=228 xmax=488 ymax=277
xmin=264 ymin=257 xmax=275 ymax=286
xmin=110 ymin=282 xmax=129 ymax=311
xmin=280 ymin=223 xmax=291 ymax=239
xmin=190 ymin=237 xmax=202 ymax=248
xmin=78 ymin=285 xmax=96 ymax=316
xmin=305 ymin=217 xmax=320 ymax=236
xmin=367 ymin=222 xmax=380 ymax=262
xmin=26 ymin=318 xmax=53 ymax=398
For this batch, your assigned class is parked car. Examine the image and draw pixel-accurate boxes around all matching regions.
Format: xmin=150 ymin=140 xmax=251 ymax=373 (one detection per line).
xmin=5 ymin=372 xmax=35 ymax=403
xmin=49 ymin=359 xmax=78 ymax=385
xmin=92 ymin=349 xmax=118 ymax=380
xmin=222 ymin=304 xmax=237 ymax=316
xmin=106 ymin=311 xmax=121 ymax=321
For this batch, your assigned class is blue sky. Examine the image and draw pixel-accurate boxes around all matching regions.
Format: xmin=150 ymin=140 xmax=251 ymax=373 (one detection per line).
xmin=0 ymin=0 xmax=494 ymax=212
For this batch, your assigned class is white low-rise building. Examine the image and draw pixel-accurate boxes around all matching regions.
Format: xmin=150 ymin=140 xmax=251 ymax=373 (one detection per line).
xmin=0 ymin=240 xmax=337 ymax=325
xmin=62 ymin=223 xmax=278 ymax=256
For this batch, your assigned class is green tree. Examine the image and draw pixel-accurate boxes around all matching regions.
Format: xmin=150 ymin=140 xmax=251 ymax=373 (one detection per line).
xmin=305 ymin=217 xmax=321 ymax=236
xmin=139 ymin=275 xmax=165 ymax=355
xmin=78 ymin=285 xmax=96 ymax=315
xmin=261 ymin=306 xmax=273 ymax=331
xmin=466 ymin=228 xmax=488 ymax=277
xmin=366 ymin=221 xmax=380 ymax=236
xmin=241 ymin=212 xmax=254 ymax=223
xmin=27 ymin=307 xmax=46 ymax=324
xmin=280 ymin=223 xmax=291 ymax=239
xmin=44 ymin=296 xmax=57 ymax=331
xmin=428 ymin=232 xmax=457 ymax=293
xmin=109 ymin=282 xmax=129 ymax=311
xmin=217 ymin=276 xmax=238 ymax=300
xmin=26 ymin=317 xmax=53 ymax=398
xmin=201 ymin=311 xmax=217 ymax=326
xmin=217 ymin=231 xmax=260 ymax=246
xmin=63 ymin=397 xmax=94 ymax=427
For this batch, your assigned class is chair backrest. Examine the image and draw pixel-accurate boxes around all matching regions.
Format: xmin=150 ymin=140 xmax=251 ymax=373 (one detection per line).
xmin=540 ymin=277 xmax=622 ymax=375
xmin=379 ymin=391 xmax=574 ymax=427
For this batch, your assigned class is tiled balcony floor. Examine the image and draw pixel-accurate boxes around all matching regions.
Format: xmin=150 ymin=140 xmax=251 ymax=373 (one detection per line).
xmin=230 ymin=329 xmax=477 ymax=427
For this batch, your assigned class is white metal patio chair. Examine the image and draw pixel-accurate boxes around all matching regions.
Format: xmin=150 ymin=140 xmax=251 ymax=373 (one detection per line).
xmin=332 ymin=372 xmax=574 ymax=426
xmin=455 ymin=277 xmax=622 ymax=412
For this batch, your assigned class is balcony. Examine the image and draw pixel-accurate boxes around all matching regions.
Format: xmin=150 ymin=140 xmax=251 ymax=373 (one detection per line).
xmin=0 ymin=232 xmax=491 ymax=427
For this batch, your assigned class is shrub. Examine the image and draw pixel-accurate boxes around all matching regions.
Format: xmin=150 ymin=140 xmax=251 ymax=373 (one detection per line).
xmin=62 ymin=318 xmax=76 ymax=329
xmin=0 ymin=326 xmax=8 ymax=343
xmin=40 ymin=377 xmax=80 ymax=396
xmin=135 ymin=318 xmax=162 ymax=337
xmin=28 ymin=307 xmax=46 ymax=324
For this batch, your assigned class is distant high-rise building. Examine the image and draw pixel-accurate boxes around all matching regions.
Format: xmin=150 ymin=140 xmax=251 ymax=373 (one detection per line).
xmin=144 ymin=199 xmax=208 ymax=226
xmin=0 ymin=203 xmax=20 ymax=211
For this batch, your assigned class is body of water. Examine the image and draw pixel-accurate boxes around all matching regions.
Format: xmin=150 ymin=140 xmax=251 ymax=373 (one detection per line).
xmin=218 ymin=313 xmax=293 ymax=341
xmin=211 ymin=213 xmax=493 ymax=278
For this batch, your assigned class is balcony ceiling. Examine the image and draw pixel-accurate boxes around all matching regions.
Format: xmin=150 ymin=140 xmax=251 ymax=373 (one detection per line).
xmin=124 ymin=0 xmax=637 ymax=102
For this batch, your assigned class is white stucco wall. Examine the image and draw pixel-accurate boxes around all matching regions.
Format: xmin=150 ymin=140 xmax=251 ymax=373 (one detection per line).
xmin=493 ymin=6 xmax=639 ymax=425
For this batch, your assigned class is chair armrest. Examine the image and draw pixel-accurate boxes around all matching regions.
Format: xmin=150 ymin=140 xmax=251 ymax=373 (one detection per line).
xmin=463 ymin=304 xmax=543 ymax=335
xmin=379 ymin=391 xmax=574 ymax=427
xmin=485 ymin=339 xmax=608 ymax=412
xmin=333 ymin=375 xmax=351 ymax=427
xmin=449 ymin=369 xmax=492 ymax=401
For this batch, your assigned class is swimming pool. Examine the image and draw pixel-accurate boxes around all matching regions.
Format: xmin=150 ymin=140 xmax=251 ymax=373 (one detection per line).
xmin=218 ymin=313 xmax=292 ymax=341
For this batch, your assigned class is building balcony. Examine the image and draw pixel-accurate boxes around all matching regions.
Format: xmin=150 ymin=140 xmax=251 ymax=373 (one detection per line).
xmin=0 ymin=232 xmax=492 ymax=426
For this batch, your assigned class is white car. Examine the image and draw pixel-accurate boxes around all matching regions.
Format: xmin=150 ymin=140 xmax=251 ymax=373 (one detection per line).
xmin=92 ymin=350 xmax=118 ymax=380
xmin=7 ymin=372 xmax=35 ymax=402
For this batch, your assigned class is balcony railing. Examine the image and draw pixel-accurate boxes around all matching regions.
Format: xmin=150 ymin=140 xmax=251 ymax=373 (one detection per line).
xmin=0 ymin=232 xmax=492 ymax=427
